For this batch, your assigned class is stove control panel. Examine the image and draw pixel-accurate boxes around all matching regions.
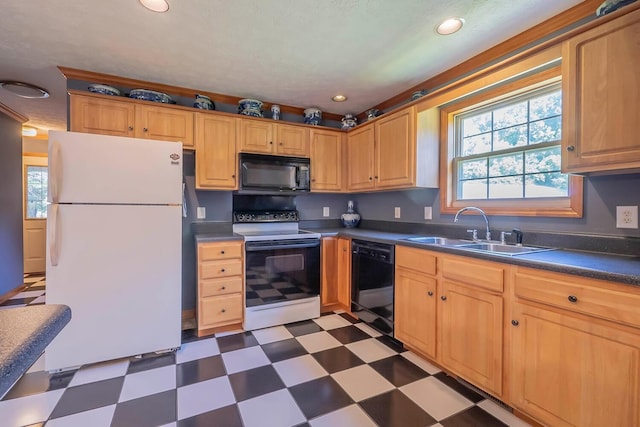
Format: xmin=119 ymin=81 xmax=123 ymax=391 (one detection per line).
xmin=233 ymin=210 xmax=300 ymax=223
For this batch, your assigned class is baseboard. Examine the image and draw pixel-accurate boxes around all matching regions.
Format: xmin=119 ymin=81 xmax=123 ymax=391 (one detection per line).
xmin=0 ymin=284 xmax=27 ymax=305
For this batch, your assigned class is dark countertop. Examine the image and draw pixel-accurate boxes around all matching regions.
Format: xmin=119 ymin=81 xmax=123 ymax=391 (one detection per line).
xmin=301 ymin=227 xmax=640 ymax=286
xmin=0 ymin=304 xmax=71 ymax=398
xmin=191 ymin=226 xmax=640 ymax=286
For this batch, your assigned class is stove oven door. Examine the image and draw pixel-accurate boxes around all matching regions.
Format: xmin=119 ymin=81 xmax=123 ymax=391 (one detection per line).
xmin=244 ymin=239 xmax=320 ymax=308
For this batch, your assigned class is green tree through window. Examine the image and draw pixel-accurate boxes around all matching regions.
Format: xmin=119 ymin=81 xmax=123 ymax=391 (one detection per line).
xmin=26 ymin=165 xmax=48 ymax=219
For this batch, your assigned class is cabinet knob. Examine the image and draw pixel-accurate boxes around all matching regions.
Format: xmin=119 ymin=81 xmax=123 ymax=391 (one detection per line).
xmin=427 ymin=291 xmax=434 ymax=297
xmin=369 ymin=176 xmax=373 ymax=181
xmin=269 ymin=141 xmax=273 ymax=145
xmin=221 ymin=250 xmax=225 ymax=254
xmin=128 ymin=126 xmax=134 ymax=131
xmin=374 ymin=176 xmax=379 ymax=179
xmin=568 ymin=295 xmax=578 ymax=303
xmin=440 ymin=295 xmax=447 ymax=301
xmin=311 ymin=178 xmax=316 ymax=182
xmin=221 ymin=268 xmax=225 ymax=273
xmin=279 ymin=142 xmax=283 ymax=145
xmin=566 ymin=145 xmax=575 ymax=152
xmin=512 ymin=319 xmax=519 ymax=326
xmin=221 ymin=286 xmax=226 ymax=290
xmin=143 ymin=127 xmax=148 ymax=132
xmin=232 ymin=174 xmax=236 ymax=179
xmin=221 ymin=308 xmax=226 ymax=313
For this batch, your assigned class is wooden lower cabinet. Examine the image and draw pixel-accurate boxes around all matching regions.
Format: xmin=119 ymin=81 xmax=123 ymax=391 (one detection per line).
xmin=395 ymin=267 xmax=437 ymax=359
xmin=197 ymin=240 xmax=244 ymax=336
xmin=510 ymin=302 xmax=640 ymax=427
xmin=321 ymin=237 xmax=351 ymax=312
xmin=439 ymin=280 xmax=503 ymax=396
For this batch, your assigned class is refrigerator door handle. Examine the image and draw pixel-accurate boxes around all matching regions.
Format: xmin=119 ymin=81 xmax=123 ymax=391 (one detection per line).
xmin=50 ymin=140 xmax=61 ymax=203
xmin=49 ymin=204 xmax=60 ymax=266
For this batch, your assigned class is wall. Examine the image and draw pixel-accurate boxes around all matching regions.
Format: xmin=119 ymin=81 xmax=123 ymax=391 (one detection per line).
xmin=0 ymin=112 xmax=24 ymax=298
xmin=351 ymin=173 xmax=640 ymax=238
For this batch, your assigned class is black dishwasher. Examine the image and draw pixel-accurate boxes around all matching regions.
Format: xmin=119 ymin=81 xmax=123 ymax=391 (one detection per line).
xmin=351 ymin=240 xmax=395 ymax=336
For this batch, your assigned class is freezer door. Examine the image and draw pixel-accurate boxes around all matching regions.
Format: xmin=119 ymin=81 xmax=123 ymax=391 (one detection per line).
xmin=48 ymin=131 xmax=182 ymax=205
xmin=45 ymin=204 xmax=181 ymax=371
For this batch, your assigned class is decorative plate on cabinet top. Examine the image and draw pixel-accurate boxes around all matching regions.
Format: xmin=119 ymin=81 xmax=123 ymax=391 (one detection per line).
xmin=128 ymin=89 xmax=175 ymax=104
xmin=88 ymin=84 xmax=120 ymax=96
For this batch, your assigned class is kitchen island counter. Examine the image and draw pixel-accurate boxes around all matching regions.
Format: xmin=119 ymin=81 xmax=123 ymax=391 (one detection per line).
xmin=0 ymin=304 xmax=71 ymax=398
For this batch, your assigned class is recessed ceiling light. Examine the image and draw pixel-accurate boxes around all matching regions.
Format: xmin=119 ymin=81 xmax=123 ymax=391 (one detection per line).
xmin=22 ymin=126 xmax=37 ymax=137
xmin=0 ymin=81 xmax=50 ymax=99
xmin=332 ymin=94 xmax=347 ymax=102
xmin=139 ymin=0 xmax=169 ymax=12
xmin=435 ymin=18 xmax=465 ymax=35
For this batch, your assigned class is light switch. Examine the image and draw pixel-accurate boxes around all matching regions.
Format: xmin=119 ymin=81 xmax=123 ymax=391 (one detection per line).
xmin=196 ymin=207 xmax=206 ymax=219
xmin=323 ymin=207 xmax=330 ymax=217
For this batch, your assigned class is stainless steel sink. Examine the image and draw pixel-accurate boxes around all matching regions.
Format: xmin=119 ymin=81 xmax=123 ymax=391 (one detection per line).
xmin=403 ymin=236 xmax=473 ymax=246
xmin=456 ymin=242 xmax=554 ymax=256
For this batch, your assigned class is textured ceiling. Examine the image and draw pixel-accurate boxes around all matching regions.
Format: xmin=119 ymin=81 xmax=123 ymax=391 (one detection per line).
xmin=0 ymin=0 xmax=585 ymax=133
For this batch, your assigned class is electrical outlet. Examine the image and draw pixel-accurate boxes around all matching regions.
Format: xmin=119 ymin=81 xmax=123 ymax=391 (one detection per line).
xmin=424 ymin=206 xmax=433 ymax=220
xmin=323 ymin=207 xmax=330 ymax=217
xmin=616 ymin=206 xmax=638 ymax=229
xmin=196 ymin=207 xmax=206 ymax=219
xmin=394 ymin=207 xmax=401 ymax=219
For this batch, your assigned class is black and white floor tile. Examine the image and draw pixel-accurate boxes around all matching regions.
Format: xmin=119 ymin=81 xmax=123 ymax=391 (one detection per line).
xmin=1 ymin=276 xmax=532 ymax=427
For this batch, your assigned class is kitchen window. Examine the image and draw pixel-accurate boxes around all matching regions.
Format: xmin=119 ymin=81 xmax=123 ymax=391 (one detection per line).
xmin=440 ymin=72 xmax=583 ymax=217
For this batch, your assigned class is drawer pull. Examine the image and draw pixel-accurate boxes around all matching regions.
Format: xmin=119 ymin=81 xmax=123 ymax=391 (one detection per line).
xmin=441 ymin=295 xmax=447 ymax=301
xmin=221 ymin=286 xmax=226 ymax=290
xmin=221 ymin=308 xmax=226 ymax=313
xmin=221 ymin=250 xmax=225 ymax=254
xmin=427 ymin=291 xmax=434 ymax=297
xmin=512 ymin=319 xmax=519 ymax=326
xmin=568 ymin=295 xmax=578 ymax=303
xmin=221 ymin=268 xmax=225 ymax=273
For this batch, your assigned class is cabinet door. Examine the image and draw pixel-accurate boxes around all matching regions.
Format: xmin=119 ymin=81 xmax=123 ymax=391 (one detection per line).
xmin=195 ymin=114 xmax=238 ymax=189
xmin=395 ymin=268 xmax=437 ymax=359
xmin=511 ymin=303 xmax=640 ymax=427
xmin=275 ymin=124 xmax=309 ymax=157
xmin=439 ymin=281 xmax=503 ymax=396
xmin=70 ymin=94 xmax=135 ymax=137
xmin=321 ymin=237 xmax=339 ymax=308
xmin=562 ymin=8 xmax=640 ymax=173
xmin=347 ymin=124 xmax=375 ymax=191
xmin=238 ymin=119 xmax=274 ymax=153
xmin=337 ymin=237 xmax=351 ymax=308
xmin=135 ymin=105 xmax=194 ymax=148
xmin=310 ymin=129 xmax=343 ymax=192
xmin=374 ymin=107 xmax=415 ymax=189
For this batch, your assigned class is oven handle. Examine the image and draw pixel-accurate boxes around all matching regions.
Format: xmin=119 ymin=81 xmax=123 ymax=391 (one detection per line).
xmin=245 ymin=239 xmax=320 ymax=251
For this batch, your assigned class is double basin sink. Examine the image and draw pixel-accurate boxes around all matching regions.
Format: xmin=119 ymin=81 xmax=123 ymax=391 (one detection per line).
xmin=403 ymin=236 xmax=555 ymax=256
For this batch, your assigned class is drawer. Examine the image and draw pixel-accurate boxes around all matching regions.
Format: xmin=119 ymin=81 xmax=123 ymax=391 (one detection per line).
xmin=200 ymin=277 xmax=243 ymax=298
xmin=441 ymin=255 xmax=504 ymax=292
xmin=514 ymin=269 xmax=640 ymax=328
xmin=199 ymin=259 xmax=243 ymax=279
xmin=199 ymin=293 xmax=243 ymax=328
xmin=199 ymin=241 xmax=243 ymax=261
xmin=396 ymin=245 xmax=437 ymax=276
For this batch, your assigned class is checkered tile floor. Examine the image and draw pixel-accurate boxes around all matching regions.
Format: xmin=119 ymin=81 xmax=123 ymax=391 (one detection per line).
xmin=1 ymin=276 xmax=531 ymax=427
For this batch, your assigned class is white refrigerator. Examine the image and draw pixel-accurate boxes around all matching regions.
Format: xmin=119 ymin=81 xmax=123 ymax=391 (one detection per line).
xmin=45 ymin=131 xmax=183 ymax=372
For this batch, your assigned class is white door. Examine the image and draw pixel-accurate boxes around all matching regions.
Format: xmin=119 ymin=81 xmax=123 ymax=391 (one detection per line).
xmin=23 ymin=155 xmax=48 ymax=273
xmin=48 ymin=131 xmax=182 ymax=204
xmin=45 ymin=203 xmax=182 ymax=371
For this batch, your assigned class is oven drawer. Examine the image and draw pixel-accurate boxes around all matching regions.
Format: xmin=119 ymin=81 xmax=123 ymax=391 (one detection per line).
xmin=199 ymin=294 xmax=243 ymax=328
xmin=200 ymin=259 xmax=243 ymax=279
xmin=199 ymin=241 xmax=243 ymax=261
xmin=201 ymin=277 xmax=243 ymax=298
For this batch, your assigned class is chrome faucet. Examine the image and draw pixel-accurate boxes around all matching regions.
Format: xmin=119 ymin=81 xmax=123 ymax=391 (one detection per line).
xmin=454 ymin=207 xmax=491 ymax=241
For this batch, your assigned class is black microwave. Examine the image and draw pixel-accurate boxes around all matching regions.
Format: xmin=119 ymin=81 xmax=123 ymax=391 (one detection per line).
xmin=238 ymin=153 xmax=310 ymax=193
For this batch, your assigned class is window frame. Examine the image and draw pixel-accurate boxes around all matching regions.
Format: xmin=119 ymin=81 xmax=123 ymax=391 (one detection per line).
xmin=439 ymin=67 xmax=583 ymax=217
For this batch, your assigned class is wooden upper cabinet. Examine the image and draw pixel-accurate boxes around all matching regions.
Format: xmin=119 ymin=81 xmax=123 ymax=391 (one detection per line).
xmin=374 ymin=107 xmax=416 ymax=189
xmin=69 ymin=92 xmax=195 ymax=149
xmin=134 ymin=105 xmax=194 ymax=148
xmin=238 ymin=119 xmax=309 ymax=157
xmin=275 ymin=124 xmax=309 ymax=156
xmin=70 ymin=94 xmax=135 ymax=138
xmin=195 ymin=114 xmax=238 ymax=190
xmin=562 ymin=8 xmax=640 ymax=173
xmin=310 ymin=129 xmax=343 ymax=192
xmin=347 ymin=124 xmax=376 ymax=190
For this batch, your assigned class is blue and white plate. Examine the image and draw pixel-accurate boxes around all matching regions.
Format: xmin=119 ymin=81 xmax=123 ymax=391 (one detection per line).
xmin=88 ymin=84 xmax=120 ymax=96
xmin=129 ymin=89 xmax=175 ymax=104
